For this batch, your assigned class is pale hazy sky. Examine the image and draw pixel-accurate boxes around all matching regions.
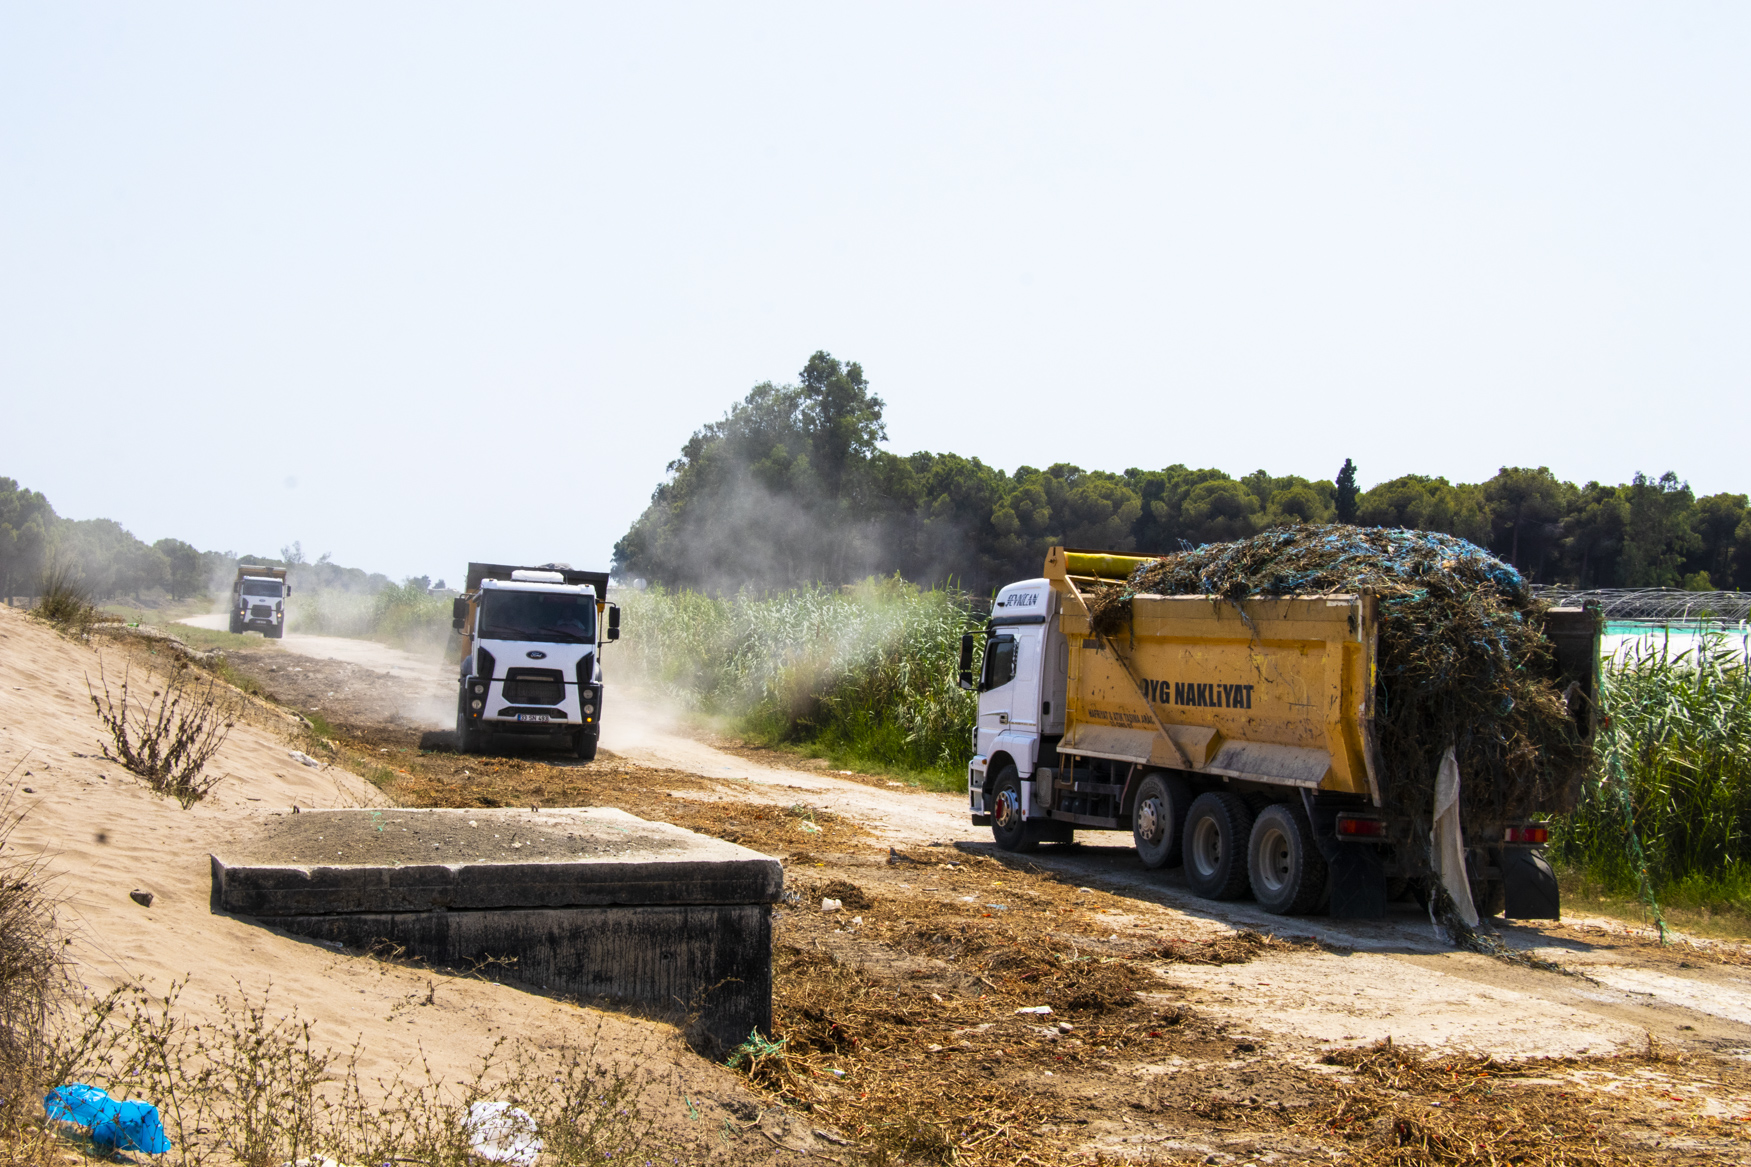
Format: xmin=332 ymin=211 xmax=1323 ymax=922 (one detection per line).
xmin=3 ymin=4 xmax=1747 ymax=583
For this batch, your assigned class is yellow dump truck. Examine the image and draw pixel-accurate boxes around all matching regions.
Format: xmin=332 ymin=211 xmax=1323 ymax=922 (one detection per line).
xmin=960 ymin=548 xmax=1600 ymax=919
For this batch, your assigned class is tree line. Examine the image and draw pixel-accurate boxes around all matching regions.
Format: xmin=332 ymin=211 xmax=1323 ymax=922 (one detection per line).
xmin=0 ymin=478 xmax=397 ymax=606
xmin=614 ymin=352 xmax=1750 ymax=594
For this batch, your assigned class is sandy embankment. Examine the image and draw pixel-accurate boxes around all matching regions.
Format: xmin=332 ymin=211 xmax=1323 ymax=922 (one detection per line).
xmin=0 ymin=606 xmax=791 ymax=1157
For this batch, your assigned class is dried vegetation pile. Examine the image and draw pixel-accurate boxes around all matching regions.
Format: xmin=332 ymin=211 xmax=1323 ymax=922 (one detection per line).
xmin=1086 ymin=525 xmax=1593 ymax=833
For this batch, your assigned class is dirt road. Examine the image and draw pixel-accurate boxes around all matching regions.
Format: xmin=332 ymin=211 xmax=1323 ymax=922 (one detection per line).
xmin=207 ymin=622 xmax=1751 ymax=1059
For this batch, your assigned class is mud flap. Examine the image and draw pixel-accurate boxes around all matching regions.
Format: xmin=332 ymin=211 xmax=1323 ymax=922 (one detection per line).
xmin=1327 ymin=846 xmax=1387 ymax=919
xmin=1502 ymin=848 xmax=1560 ymax=919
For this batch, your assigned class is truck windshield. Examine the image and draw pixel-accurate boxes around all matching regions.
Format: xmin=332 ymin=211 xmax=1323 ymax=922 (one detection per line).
xmin=479 ymin=591 xmax=596 ymax=644
xmin=240 ymin=580 xmax=282 ymax=597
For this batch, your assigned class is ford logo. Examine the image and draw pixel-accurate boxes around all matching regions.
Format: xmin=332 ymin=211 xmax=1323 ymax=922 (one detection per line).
xmin=525 ymin=650 xmax=547 ymax=659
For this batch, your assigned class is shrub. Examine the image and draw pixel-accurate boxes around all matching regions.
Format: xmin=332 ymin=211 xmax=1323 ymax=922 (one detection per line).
xmin=1555 ymin=630 xmax=1751 ymax=906
xmin=0 ymin=772 xmax=68 ymax=1167
xmin=86 ymin=660 xmax=236 ymax=808
xmin=617 ymin=578 xmax=983 ymax=780
xmin=29 ymin=564 xmax=97 ymax=635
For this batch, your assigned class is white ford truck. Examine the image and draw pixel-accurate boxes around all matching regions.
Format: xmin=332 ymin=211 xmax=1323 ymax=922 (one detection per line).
xmin=452 ymin=562 xmax=619 ymax=760
xmin=229 ymin=565 xmax=289 ymax=638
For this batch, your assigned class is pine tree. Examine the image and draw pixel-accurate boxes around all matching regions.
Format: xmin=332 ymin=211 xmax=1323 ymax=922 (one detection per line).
xmin=1335 ymin=459 xmax=1359 ymax=524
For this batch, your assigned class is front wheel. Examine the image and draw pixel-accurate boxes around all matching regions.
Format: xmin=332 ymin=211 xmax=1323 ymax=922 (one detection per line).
xmin=573 ymin=731 xmax=598 ymax=762
xmin=228 ymin=613 xmax=242 ymax=634
xmin=1133 ymin=772 xmax=1193 ymax=869
xmin=1182 ymin=792 xmax=1255 ymax=900
xmin=266 ymin=624 xmax=285 ymax=640
xmin=989 ymin=767 xmax=1040 ymax=853
xmin=455 ymin=692 xmax=483 ymax=755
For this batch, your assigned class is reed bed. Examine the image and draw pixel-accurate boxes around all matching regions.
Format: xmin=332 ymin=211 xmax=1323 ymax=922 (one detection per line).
xmin=1556 ymin=629 xmax=1751 ymax=911
xmin=615 ymin=578 xmax=982 ymax=782
xmin=290 ymin=580 xmax=452 ymax=651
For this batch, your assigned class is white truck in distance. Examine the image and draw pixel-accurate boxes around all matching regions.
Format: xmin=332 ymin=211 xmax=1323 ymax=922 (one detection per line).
xmin=229 ymin=565 xmax=289 ymax=638
xmin=452 ymin=562 xmax=619 ymax=761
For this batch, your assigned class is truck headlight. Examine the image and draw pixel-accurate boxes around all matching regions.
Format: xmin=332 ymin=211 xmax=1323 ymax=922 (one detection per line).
xmin=471 ymin=699 xmax=483 ymax=710
xmin=583 ymin=703 xmax=594 ymax=714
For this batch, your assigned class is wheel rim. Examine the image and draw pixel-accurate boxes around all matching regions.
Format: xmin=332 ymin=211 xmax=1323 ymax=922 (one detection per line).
xmin=1190 ymin=816 xmax=1223 ymax=878
xmin=1136 ymin=796 xmax=1162 ymax=844
xmin=995 ymin=787 xmax=1024 ymax=834
xmin=1255 ymin=824 xmax=1292 ymax=894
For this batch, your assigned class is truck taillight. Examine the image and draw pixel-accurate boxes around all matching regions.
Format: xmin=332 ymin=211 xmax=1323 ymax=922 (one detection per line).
xmin=1505 ymin=825 xmax=1549 ymax=844
xmin=1335 ymin=815 xmax=1388 ymax=838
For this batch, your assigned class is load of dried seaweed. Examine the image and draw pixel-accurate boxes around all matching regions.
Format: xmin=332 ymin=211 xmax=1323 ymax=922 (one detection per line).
xmin=1084 ymin=525 xmax=1593 ymax=836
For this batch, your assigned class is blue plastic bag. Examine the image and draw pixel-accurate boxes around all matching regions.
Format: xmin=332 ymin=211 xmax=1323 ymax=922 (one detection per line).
xmin=44 ymin=1084 xmax=171 ymax=1154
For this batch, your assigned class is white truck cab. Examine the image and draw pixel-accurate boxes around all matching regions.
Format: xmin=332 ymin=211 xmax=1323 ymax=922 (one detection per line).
xmin=230 ymin=565 xmax=289 ymax=638
xmin=453 ymin=562 xmax=619 ymax=761
xmin=961 ymin=578 xmax=1068 ymax=825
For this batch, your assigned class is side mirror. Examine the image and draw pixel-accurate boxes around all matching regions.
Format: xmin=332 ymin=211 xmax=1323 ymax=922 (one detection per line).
xmin=607 ymin=604 xmax=621 ymax=641
xmin=451 ymin=597 xmax=468 ymax=632
xmin=957 ymin=632 xmax=976 ymax=691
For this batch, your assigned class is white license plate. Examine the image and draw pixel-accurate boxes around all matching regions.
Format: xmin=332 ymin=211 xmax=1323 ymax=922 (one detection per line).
xmin=515 ymin=713 xmax=550 ymax=723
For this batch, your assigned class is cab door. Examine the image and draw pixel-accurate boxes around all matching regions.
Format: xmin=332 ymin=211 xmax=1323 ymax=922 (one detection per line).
xmin=975 ymin=632 xmax=1019 ymax=759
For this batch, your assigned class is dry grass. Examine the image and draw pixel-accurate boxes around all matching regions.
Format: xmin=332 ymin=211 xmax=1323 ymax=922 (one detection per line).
xmin=51 ymin=981 xmax=664 ymax=1167
xmin=0 ymin=768 xmax=69 ymax=1167
xmin=28 ymin=567 xmax=100 ymax=637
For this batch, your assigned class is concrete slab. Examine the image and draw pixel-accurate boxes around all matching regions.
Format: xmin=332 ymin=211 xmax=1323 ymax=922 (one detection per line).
xmin=211 ymin=808 xmax=782 ymax=1056
xmin=211 ymin=807 xmax=782 ymax=914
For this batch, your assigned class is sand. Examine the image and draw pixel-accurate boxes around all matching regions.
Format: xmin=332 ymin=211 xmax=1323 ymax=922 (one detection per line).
xmin=0 ymin=606 xmax=797 ymax=1159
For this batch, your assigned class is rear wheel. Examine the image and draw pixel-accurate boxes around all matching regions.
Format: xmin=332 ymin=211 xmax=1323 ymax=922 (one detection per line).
xmin=1470 ymin=877 xmax=1506 ymax=918
xmin=1132 ymin=772 xmax=1193 ymax=869
xmin=1248 ymin=803 xmax=1328 ymax=915
xmin=1182 ymin=792 xmax=1254 ymax=900
xmin=989 ymin=767 xmax=1041 ymax=853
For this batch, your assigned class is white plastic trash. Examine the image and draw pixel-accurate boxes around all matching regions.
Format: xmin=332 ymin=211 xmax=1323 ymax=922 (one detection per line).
xmin=465 ymin=1101 xmax=542 ymax=1166
xmin=821 ymin=898 xmax=842 ymax=912
xmin=1015 ymin=1005 xmax=1053 ymax=1015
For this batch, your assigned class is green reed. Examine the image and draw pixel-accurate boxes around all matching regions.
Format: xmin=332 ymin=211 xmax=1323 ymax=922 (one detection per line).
xmin=615 ymin=578 xmax=983 ymax=784
xmin=1555 ymin=629 xmax=1751 ymax=911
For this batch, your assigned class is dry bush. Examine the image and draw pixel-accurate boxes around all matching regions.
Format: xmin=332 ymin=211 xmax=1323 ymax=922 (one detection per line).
xmin=0 ymin=771 xmax=70 ymax=1167
xmin=86 ymin=658 xmax=236 ymax=807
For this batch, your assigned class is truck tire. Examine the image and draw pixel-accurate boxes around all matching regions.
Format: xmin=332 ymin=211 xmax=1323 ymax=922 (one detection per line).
xmin=1248 ymin=803 xmax=1328 ymax=915
xmin=1133 ymin=772 xmax=1193 ymax=869
xmin=1182 ymin=792 xmax=1254 ymax=900
xmin=1470 ymin=877 xmax=1506 ymax=919
xmin=266 ymin=624 xmax=284 ymax=640
xmin=455 ymin=693 xmax=483 ymax=755
xmin=989 ymin=767 xmax=1041 ymax=853
xmin=228 ymin=612 xmax=242 ymax=634
xmin=573 ymin=730 xmax=598 ymax=762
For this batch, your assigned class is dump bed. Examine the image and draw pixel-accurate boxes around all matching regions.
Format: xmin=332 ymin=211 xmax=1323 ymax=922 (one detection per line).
xmin=1047 ymin=547 xmax=1382 ymax=803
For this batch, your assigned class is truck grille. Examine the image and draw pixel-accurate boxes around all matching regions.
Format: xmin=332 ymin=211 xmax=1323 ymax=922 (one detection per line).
xmin=502 ymin=668 xmax=565 ymax=705
xmin=250 ymin=605 xmax=272 ymax=619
